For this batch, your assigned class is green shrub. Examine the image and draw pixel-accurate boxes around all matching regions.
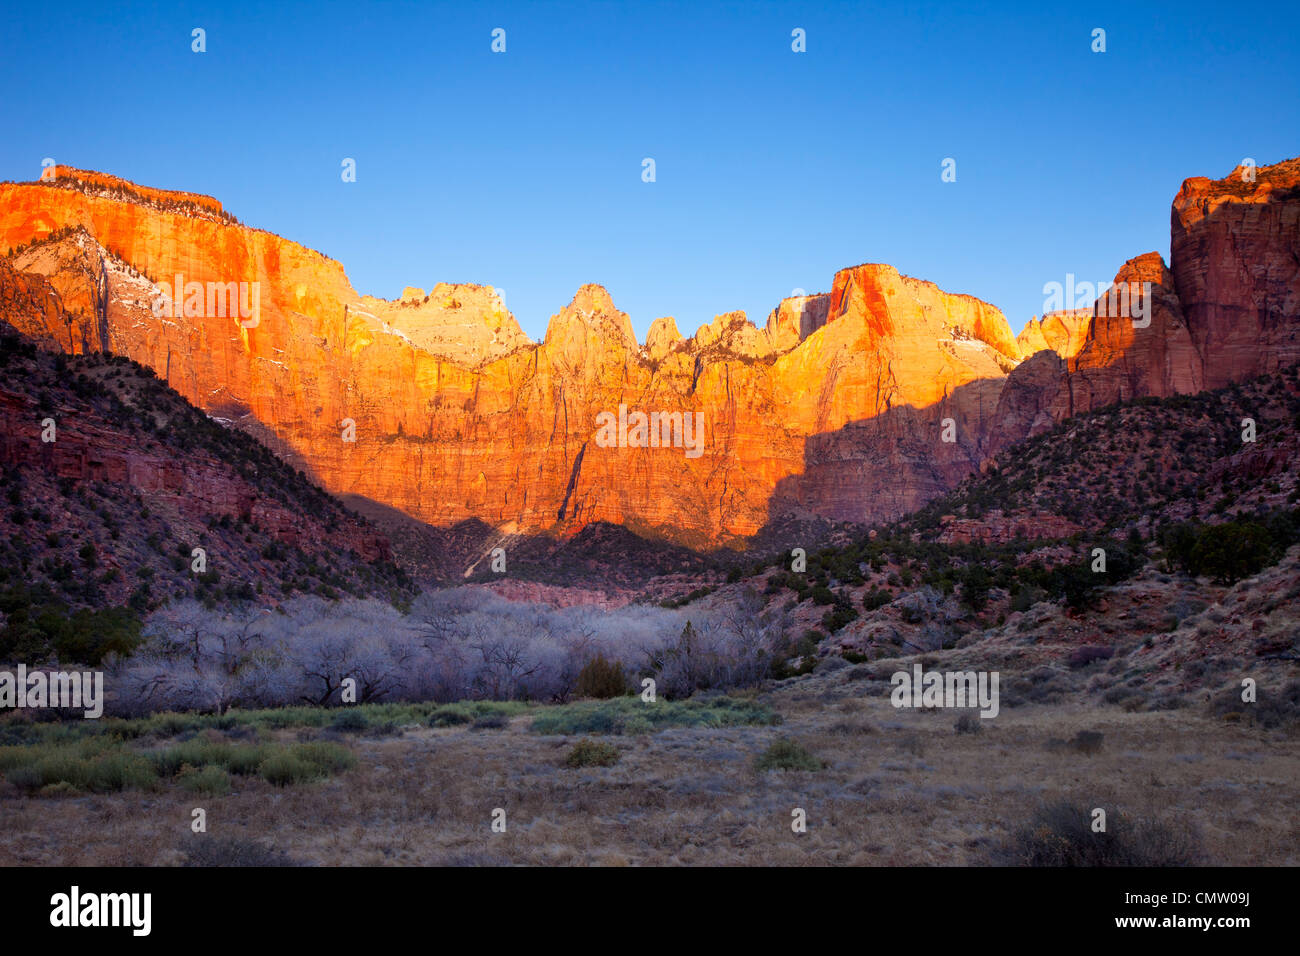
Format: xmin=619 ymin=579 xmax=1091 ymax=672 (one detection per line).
xmin=1163 ymin=518 xmax=1288 ymax=584
xmin=177 ymin=764 xmax=231 ymax=796
xmin=530 ymin=695 xmax=778 ymax=736
xmin=289 ymin=741 xmax=354 ymax=775
xmin=564 ymin=739 xmax=621 ymax=768
xmin=259 ymin=752 xmax=319 ymax=787
xmin=329 ymin=709 xmax=368 ymax=733
xmin=0 ymin=742 xmax=155 ymax=793
xmin=754 ymin=738 xmax=822 ymax=772
xmin=429 ymin=708 xmax=473 ymax=727
xmin=862 ymin=587 xmax=891 ymax=611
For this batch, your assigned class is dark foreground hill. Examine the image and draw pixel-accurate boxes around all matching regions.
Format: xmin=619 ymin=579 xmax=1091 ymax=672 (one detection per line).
xmin=0 ymin=304 xmax=413 ymax=665
xmin=733 ymin=365 xmax=1300 ymax=702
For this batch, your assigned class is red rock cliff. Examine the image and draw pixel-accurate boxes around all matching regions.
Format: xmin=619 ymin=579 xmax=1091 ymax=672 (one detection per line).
xmin=2 ymin=158 xmax=1297 ymax=548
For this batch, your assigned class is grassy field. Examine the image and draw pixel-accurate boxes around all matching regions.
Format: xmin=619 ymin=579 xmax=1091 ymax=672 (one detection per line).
xmin=0 ymin=665 xmax=1295 ymax=866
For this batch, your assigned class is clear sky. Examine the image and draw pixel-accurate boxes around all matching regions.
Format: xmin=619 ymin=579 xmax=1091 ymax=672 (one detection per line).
xmin=3 ymin=0 xmax=1297 ymax=342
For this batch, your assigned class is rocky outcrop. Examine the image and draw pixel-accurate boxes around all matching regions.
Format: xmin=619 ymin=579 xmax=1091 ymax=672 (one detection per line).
xmin=1015 ymin=309 xmax=1091 ymax=359
xmin=358 ymin=282 xmax=531 ymax=365
xmin=1171 ymin=157 xmax=1300 ymax=389
xmin=0 ymin=266 xmax=399 ymax=608
xmin=937 ymin=510 xmax=1083 ymax=545
xmin=765 ymin=294 xmax=831 ymax=352
xmin=990 ymin=158 xmax=1300 ymax=449
xmin=645 ymin=316 xmax=683 ymax=361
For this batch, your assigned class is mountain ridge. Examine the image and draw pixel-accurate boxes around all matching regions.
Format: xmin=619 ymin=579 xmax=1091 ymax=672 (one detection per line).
xmin=2 ymin=157 xmax=1297 ymax=548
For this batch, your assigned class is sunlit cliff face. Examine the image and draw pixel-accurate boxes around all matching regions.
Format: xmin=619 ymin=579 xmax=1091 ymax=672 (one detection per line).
xmin=2 ymin=158 xmax=1297 ymax=548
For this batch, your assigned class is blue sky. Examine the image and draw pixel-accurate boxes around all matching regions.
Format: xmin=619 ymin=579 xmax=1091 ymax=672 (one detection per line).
xmin=3 ymin=0 xmax=1297 ymax=341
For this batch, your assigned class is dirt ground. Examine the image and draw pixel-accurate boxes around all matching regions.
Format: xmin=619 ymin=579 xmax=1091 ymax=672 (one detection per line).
xmin=2 ymin=664 xmax=1296 ymax=867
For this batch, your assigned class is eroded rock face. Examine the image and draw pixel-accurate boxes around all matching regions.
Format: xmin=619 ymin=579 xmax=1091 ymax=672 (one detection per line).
xmin=990 ymin=158 xmax=1300 ymax=448
xmin=0 ymin=173 xmax=1024 ymax=547
xmin=765 ymin=294 xmax=832 ymax=353
xmin=0 ymin=260 xmax=392 ymax=571
xmin=992 ymin=253 xmax=1202 ymax=442
xmin=2 ymin=159 xmax=1297 ymax=549
xmin=1171 ymin=157 xmax=1300 ymax=389
xmin=1015 ymin=310 xmax=1091 ymax=359
xmin=937 ymin=510 xmax=1083 ymax=545
xmin=357 ymin=282 xmax=531 ymax=365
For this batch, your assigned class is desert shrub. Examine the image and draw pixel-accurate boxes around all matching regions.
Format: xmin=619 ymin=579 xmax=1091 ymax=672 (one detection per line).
xmin=530 ymin=695 xmax=778 ymax=736
xmin=1209 ymin=679 xmax=1300 ymax=729
xmin=429 ymin=708 xmax=473 ymax=727
xmin=1066 ymin=733 xmax=1107 ymax=754
xmin=754 ymin=738 xmax=822 ymax=772
xmin=151 ymin=741 xmax=267 ymax=777
xmin=954 ymin=713 xmax=982 ymax=735
xmin=563 ymin=739 xmax=621 ymax=768
xmin=958 ymin=564 xmax=991 ymax=611
xmin=177 ymin=764 xmax=231 ymax=796
xmin=821 ymin=604 xmax=860 ymax=633
xmin=328 ymin=709 xmax=368 ymax=733
xmin=182 ymin=836 xmax=302 ymax=867
xmin=257 ymin=742 xmax=351 ymax=786
xmin=290 ymin=741 xmax=354 ymax=775
xmin=574 ymin=653 xmax=628 ymax=699
xmin=1010 ymin=584 xmax=1047 ymax=613
xmin=862 ymin=587 xmax=891 ymax=611
xmin=0 ymin=591 xmax=142 ymax=666
xmin=992 ymin=800 xmax=1204 ymax=866
xmin=259 ymin=752 xmax=318 ymax=787
xmin=0 ymin=741 xmax=155 ymax=793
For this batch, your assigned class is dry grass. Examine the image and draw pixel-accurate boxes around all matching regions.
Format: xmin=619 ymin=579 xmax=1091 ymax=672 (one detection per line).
xmin=0 ymin=667 xmax=1296 ymax=866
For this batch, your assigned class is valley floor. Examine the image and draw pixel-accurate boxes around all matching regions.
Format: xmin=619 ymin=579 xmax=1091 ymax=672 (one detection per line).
xmin=2 ymin=665 xmax=1296 ymax=866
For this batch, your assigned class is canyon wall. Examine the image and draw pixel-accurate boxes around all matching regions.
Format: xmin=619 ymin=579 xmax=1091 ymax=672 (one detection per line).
xmin=1 ymin=159 xmax=1297 ymax=548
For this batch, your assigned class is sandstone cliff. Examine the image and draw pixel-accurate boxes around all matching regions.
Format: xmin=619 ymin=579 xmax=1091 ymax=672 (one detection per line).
xmin=1171 ymin=157 xmax=1300 ymax=389
xmin=2 ymin=158 xmax=1297 ymax=549
xmin=0 ymin=170 xmax=1024 ymax=547
xmin=992 ymin=157 xmax=1300 ymax=449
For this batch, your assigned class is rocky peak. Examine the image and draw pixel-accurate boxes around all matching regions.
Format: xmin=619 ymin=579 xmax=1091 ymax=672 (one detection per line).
xmin=359 ymin=281 xmax=530 ymax=365
xmin=765 ymin=293 xmax=831 ymax=352
xmin=2 ymin=159 xmax=1296 ymax=548
xmin=645 ymin=316 xmax=683 ymax=360
xmin=1016 ymin=310 xmax=1092 ymax=359
xmin=829 ymin=262 xmax=1019 ymax=363
xmin=692 ymin=310 xmax=774 ymax=359
xmin=543 ymin=284 xmax=637 ymax=351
